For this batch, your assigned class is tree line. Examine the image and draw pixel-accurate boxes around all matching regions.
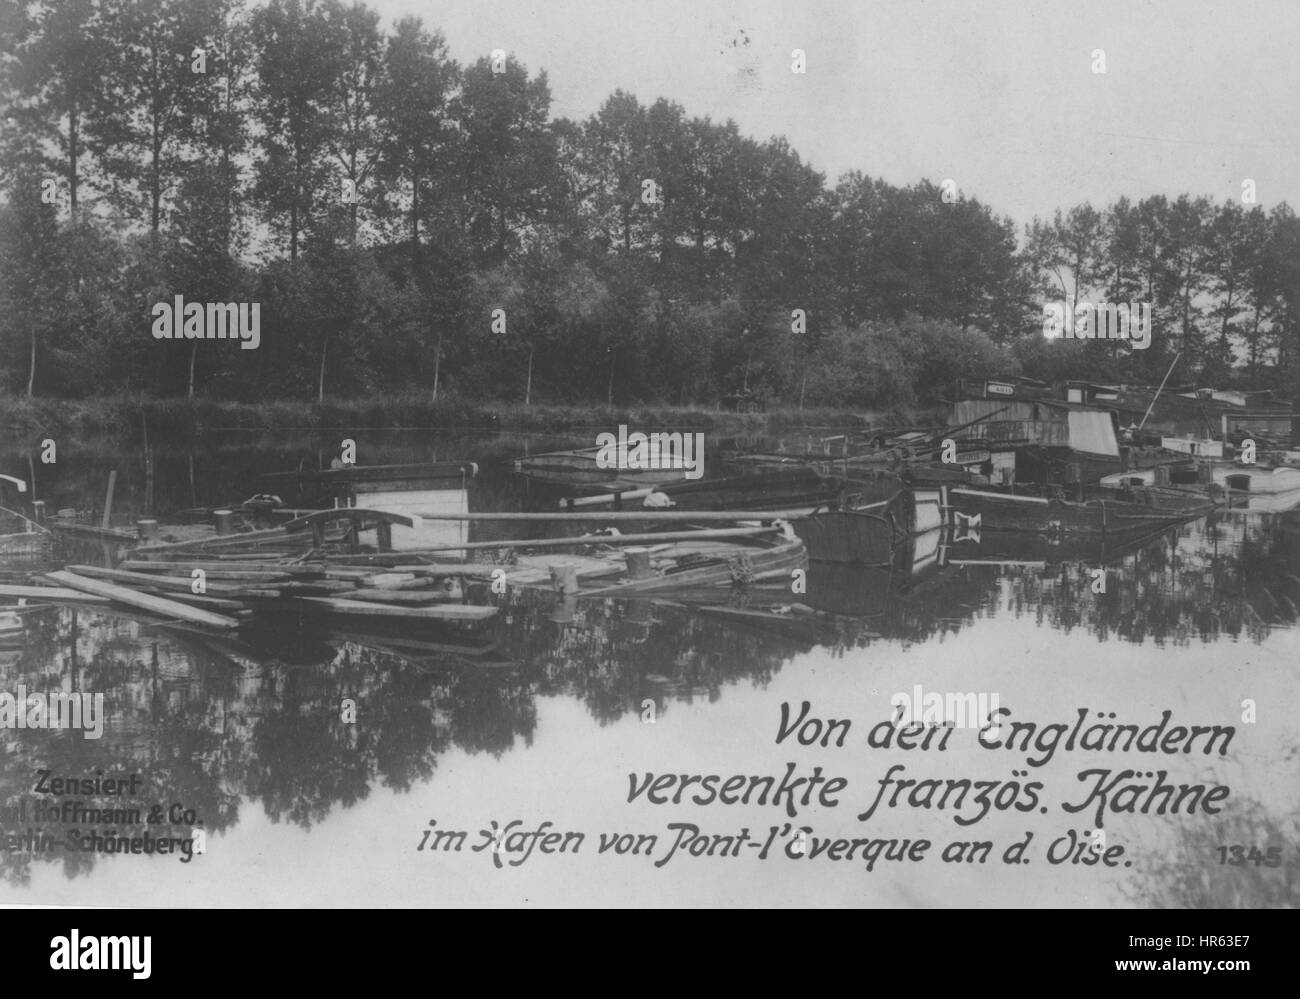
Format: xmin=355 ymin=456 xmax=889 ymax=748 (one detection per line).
xmin=2 ymin=0 xmax=1297 ymax=410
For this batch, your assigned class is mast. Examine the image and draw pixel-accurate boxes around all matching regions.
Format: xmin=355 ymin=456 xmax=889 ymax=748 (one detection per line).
xmin=1137 ymin=351 xmax=1182 ymax=432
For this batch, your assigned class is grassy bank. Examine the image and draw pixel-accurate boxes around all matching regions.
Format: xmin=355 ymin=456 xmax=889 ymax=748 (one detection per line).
xmin=0 ymin=393 xmax=909 ymax=444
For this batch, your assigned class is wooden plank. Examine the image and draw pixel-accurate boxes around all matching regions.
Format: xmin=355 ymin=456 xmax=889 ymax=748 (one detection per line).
xmin=501 ymin=561 xmax=625 ymax=586
xmin=260 ymin=462 xmax=477 ymax=485
xmin=44 ymin=571 xmax=240 ymax=629
xmin=360 ymin=572 xmax=419 ymax=589
xmin=283 ymin=596 xmax=498 ymax=622
xmin=561 ymin=487 xmax=654 ymax=508
xmin=309 ymin=562 xmax=491 ymax=579
xmin=47 ymin=521 xmax=138 ymax=542
xmin=65 ymin=564 xmax=273 ymax=598
xmin=138 ymin=589 xmax=250 ymax=612
xmin=409 ymin=526 xmax=778 ymax=555
xmin=101 ymin=469 xmax=117 ymax=531
xmin=283 ymin=563 xmax=459 ymax=581
xmin=339 ymin=589 xmax=459 ymax=605
xmin=118 ymin=561 xmax=295 ymax=581
xmin=408 ymin=510 xmax=814 ymax=522
xmin=273 ymin=581 xmax=359 ymax=596
xmin=0 ymin=583 xmax=111 ymax=605
xmin=317 ymin=565 xmax=402 ymax=580
xmin=131 ymin=551 xmax=293 ymax=563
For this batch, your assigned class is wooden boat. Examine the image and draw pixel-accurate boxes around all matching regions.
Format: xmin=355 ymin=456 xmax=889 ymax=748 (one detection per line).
xmin=941 ymin=399 xmax=1124 ymax=486
xmin=513 ymin=446 xmax=694 ymax=489
xmin=937 ymin=482 xmax=1215 ymax=539
xmin=257 ymin=461 xmax=476 ymax=552
xmin=558 ymin=467 xmax=842 ymax=513
xmin=792 ymin=510 xmax=895 ymax=565
xmin=939 ymin=522 xmax=1178 ymax=568
xmin=1099 ymin=462 xmax=1206 ymax=489
xmin=790 ymin=481 xmax=937 ymax=565
xmin=728 ymin=413 xmax=1015 ymax=467
xmin=1213 ymin=464 xmax=1300 ymax=512
xmin=1103 ymin=460 xmax=1300 ymax=513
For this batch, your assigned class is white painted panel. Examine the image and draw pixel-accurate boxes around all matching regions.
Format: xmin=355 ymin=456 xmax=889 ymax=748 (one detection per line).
xmin=353 ymin=488 xmax=468 ymax=553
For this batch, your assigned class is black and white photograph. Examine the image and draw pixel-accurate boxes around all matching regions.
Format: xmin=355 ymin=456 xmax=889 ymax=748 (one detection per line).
xmin=0 ymin=0 xmax=1297 ymax=929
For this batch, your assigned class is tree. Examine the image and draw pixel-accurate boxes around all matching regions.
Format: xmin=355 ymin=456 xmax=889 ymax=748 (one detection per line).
xmin=250 ymin=0 xmax=344 ymax=259
xmin=576 ymin=90 xmax=656 ymax=257
xmin=0 ymin=171 xmax=62 ymax=394
xmin=1160 ymin=194 xmax=1214 ymax=365
xmin=1202 ymin=201 xmax=1260 ymax=382
xmin=323 ymin=0 xmax=381 ymax=245
xmin=95 ymin=0 xmax=230 ymax=232
xmin=9 ymin=0 xmax=112 ymax=214
xmin=372 ymin=16 xmax=457 ymax=255
xmin=454 ymin=54 xmax=557 ymax=267
xmin=1261 ymin=204 xmax=1300 ymax=379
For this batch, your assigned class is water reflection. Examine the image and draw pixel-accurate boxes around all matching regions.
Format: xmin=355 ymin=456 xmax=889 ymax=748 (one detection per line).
xmin=2 ymin=502 xmax=1297 ymax=889
xmin=2 ymin=433 xmax=1299 ymax=904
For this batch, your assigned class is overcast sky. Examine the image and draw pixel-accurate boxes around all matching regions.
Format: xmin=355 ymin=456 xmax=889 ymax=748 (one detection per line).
xmin=371 ymin=0 xmax=1300 ymax=228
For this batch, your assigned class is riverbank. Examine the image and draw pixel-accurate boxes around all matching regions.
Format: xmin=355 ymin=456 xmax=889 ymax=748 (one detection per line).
xmin=0 ymin=394 xmax=913 ymax=444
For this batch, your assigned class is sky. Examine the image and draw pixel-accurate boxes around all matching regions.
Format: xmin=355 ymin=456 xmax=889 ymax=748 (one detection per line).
xmin=371 ymin=0 xmax=1300 ymax=227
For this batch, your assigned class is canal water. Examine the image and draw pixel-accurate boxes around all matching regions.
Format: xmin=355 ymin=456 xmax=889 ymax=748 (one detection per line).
xmin=1 ymin=430 xmax=1298 ymax=907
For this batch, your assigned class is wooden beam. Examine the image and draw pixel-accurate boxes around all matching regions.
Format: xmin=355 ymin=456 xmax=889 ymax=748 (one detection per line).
xmin=101 ymin=470 xmax=117 ymax=530
xmin=46 ymin=521 xmax=138 ymax=542
xmin=0 ymin=583 xmax=110 ymax=605
xmin=405 ymin=525 xmax=777 ymax=554
xmin=44 ymin=571 xmax=240 ymax=629
xmin=138 ymin=589 xmax=250 ymax=612
xmin=65 ymin=564 xmax=273 ymax=597
xmin=282 ymin=597 xmax=497 ymax=622
xmin=338 ymin=589 xmax=459 ymax=605
xmin=117 ymin=562 xmax=295 ymax=581
xmin=407 ymin=510 xmax=814 ymax=522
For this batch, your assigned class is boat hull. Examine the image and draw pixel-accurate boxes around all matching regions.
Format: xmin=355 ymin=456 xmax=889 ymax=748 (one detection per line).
xmin=793 ymin=511 xmax=896 ymax=565
xmin=0 ymin=531 xmax=53 ymax=560
xmin=1213 ymin=465 xmax=1300 ymax=512
xmin=514 ymin=446 xmax=696 ymax=488
xmin=943 ymin=485 xmax=1213 ymax=539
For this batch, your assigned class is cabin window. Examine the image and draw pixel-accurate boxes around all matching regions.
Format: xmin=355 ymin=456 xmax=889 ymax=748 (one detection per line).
xmin=1226 ymin=474 xmax=1250 ymax=492
xmin=991 ymin=452 xmax=1016 ymax=485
